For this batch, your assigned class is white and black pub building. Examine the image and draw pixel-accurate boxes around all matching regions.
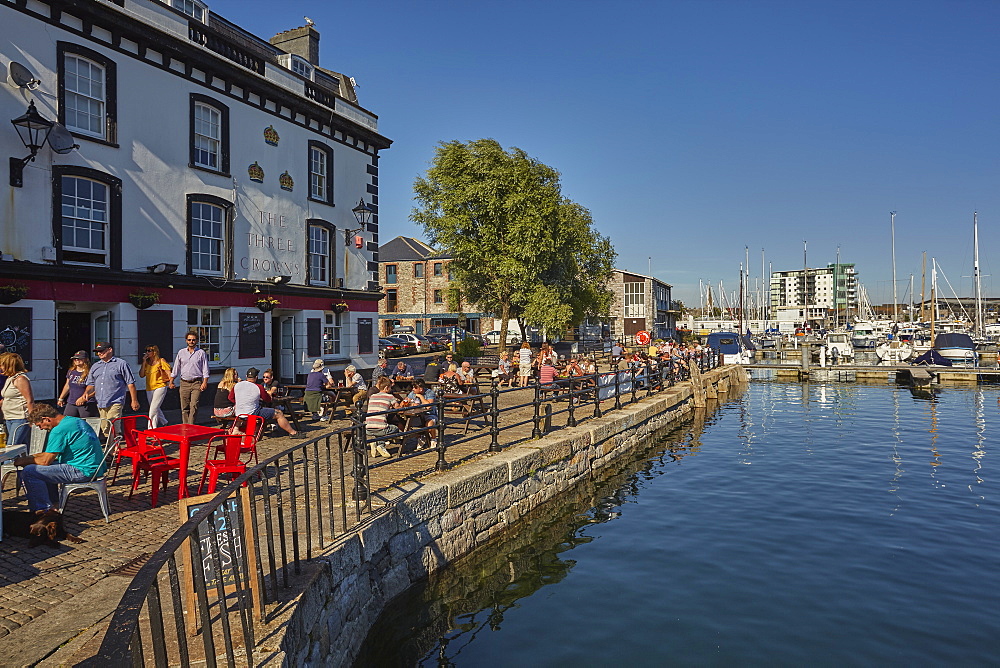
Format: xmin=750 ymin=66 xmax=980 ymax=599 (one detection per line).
xmin=0 ymin=0 xmax=392 ymax=400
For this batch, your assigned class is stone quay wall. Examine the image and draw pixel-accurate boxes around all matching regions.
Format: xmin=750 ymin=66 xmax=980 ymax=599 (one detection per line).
xmin=274 ymin=365 xmax=747 ymax=666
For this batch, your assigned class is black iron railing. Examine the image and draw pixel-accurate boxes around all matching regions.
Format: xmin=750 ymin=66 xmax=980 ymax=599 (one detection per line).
xmin=97 ymin=352 xmax=719 ymax=665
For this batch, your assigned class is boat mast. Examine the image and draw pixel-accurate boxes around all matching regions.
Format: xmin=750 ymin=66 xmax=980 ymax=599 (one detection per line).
xmin=890 ymin=211 xmax=898 ymax=323
xmin=920 ymin=252 xmax=926 ymax=323
xmin=974 ymin=211 xmax=983 ymax=337
xmin=931 ymin=257 xmax=937 ymax=346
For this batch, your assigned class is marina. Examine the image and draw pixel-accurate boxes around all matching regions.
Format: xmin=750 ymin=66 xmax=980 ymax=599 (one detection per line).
xmin=358 ymin=381 xmax=999 ymax=666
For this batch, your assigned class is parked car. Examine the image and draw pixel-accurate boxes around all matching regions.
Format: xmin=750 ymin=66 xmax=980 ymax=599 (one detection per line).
xmin=418 ymin=335 xmax=445 ymax=352
xmin=385 ymin=336 xmax=417 ymax=356
xmin=483 ymin=330 xmax=521 ymax=346
xmin=425 ymin=334 xmax=451 ymax=351
xmin=392 ymin=333 xmax=431 ymax=353
xmin=426 ymin=327 xmax=478 ymax=344
xmin=379 ymin=338 xmax=402 ymax=358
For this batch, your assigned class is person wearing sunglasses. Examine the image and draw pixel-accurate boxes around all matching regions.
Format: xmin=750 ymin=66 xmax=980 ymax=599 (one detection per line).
xmin=169 ymin=332 xmax=209 ymax=424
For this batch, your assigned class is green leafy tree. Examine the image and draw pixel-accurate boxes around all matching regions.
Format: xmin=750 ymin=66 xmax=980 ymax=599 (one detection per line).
xmin=413 ymin=139 xmax=615 ymax=346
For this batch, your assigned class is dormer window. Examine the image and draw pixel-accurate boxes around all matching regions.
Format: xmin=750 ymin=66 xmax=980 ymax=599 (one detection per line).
xmin=161 ymin=0 xmax=208 ymax=22
xmin=280 ymin=54 xmax=314 ymax=81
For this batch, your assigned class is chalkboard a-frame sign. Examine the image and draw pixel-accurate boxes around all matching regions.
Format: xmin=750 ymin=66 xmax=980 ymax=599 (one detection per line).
xmin=179 ymin=489 xmax=262 ymax=635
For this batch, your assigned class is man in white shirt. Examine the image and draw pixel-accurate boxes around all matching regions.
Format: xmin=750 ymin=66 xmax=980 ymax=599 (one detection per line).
xmin=228 ymin=368 xmax=301 ymax=438
xmin=169 ymin=331 xmax=210 ymax=424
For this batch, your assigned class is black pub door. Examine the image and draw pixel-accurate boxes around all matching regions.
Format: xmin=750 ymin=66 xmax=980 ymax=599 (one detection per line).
xmin=56 ymin=312 xmax=92 ymax=391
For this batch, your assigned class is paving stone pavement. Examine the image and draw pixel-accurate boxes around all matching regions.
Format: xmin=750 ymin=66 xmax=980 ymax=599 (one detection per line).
xmin=0 ymin=380 xmax=597 ymax=662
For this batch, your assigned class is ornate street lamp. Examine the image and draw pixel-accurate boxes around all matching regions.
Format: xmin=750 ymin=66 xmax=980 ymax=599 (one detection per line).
xmin=10 ymin=100 xmax=54 ymax=187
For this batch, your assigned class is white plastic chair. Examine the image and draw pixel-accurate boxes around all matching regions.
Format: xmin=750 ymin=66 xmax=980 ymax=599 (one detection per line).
xmin=58 ymin=419 xmax=114 ymax=523
xmin=0 ymin=425 xmax=48 ymax=493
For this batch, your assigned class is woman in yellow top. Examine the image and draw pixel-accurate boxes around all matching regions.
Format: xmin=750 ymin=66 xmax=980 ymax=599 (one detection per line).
xmin=140 ymin=344 xmax=172 ymax=428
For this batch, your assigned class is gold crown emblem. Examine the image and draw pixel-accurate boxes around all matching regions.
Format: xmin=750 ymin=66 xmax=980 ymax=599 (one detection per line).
xmin=264 ymin=125 xmax=279 ymax=146
xmin=279 ymin=171 xmax=294 ymax=191
xmin=248 ymin=161 xmax=264 ymax=183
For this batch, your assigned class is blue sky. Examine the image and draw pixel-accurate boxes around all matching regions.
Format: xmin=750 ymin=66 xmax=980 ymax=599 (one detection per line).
xmin=212 ymin=0 xmax=1000 ymax=308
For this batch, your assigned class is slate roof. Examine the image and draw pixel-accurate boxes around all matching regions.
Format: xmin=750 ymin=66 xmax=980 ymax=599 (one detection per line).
xmin=378 ymin=236 xmax=452 ymax=262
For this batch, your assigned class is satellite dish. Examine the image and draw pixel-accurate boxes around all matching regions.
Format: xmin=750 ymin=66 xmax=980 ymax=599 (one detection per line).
xmin=8 ymin=61 xmax=40 ymax=89
xmin=48 ymin=124 xmax=79 ymax=154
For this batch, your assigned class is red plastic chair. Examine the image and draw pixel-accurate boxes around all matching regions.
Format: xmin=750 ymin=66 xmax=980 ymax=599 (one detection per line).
xmin=128 ymin=432 xmax=181 ymax=508
xmin=218 ymin=414 xmax=265 ymax=467
xmin=108 ymin=416 xmax=151 ymax=484
xmin=199 ymin=434 xmax=251 ymax=495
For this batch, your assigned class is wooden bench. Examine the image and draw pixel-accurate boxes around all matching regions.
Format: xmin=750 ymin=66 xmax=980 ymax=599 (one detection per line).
xmin=462 ymin=356 xmax=500 ymax=377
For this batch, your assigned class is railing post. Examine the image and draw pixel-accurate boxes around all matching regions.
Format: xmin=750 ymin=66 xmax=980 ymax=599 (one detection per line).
xmin=567 ymin=379 xmax=577 ymax=427
xmin=613 ymin=361 xmax=622 ymax=411
xmin=631 ymin=360 xmax=639 ymax=404
xmin=645 ymin=360 xmax=654 ymax=397
xmin=435 ymin=389 xmax=448 ymax=470
xmin=531 ymin=381 xmax=542 ymax=438
xmin=593 ymin=371 xmax=602 ymax=418
xmin=489 ymin=379 xmax=501 ymax=452
xmin=350 ymin=400 xmax=369 ymax=503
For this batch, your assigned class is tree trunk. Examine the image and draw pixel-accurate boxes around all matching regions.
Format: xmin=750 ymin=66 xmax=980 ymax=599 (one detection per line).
xmin=498 ymin=301 xmax=511 ymax=351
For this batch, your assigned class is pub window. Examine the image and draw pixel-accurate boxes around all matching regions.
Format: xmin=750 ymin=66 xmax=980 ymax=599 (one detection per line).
xmin=188 ymin=307 xmax=222 ymax=362
xmin=308 ymin=141 xmax=333 ymax=204
xmin=307 ymin=222 xmax=334 ymax=286
xmin=190 ymin=94 xmax=230 ymax=175
xmin=53 ymin=166 xmax=122 ymax=269
xmin=324 ymin=312 xmax=342 ymax=356
xmin=58 ymin=43 xmax=117 ymax=144
xmin=187 ymin=195 xmax=231 ymax=277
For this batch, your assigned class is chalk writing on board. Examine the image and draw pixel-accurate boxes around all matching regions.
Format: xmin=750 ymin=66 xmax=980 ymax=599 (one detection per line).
xmin=187 ymin=496 xmax=244 ymax=589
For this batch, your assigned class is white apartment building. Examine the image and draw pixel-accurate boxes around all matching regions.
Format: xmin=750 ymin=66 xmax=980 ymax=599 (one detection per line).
xmin=769 ymin=263 xmax=858 ymax=328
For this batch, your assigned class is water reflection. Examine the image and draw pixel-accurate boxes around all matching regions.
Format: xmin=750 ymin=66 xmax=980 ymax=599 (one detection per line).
xmin=354 ymin=414 xmax=709 ymax=667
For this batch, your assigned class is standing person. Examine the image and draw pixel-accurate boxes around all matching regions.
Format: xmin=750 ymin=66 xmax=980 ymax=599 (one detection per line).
xmin=169 ymin=332 xmax=209 ymax=425
xmin=304 ymin=359 xmax=332 ymax=419
xmin=229 ymin=367 xmax=300 ymax=438
xmin=85 ymin=342 xmax=140 ymax=436
xmin=1 ymin=352 xmax=34 ymax=445
xmin=57 ymin=351 xmax=98 ymax=418
xmin=214 ymin=368 xmax=239 ymax=419
xmin=15 ymin=404 xmax=106 ymax=513
xmin=139 ymin=344 xmax=172 ymax=428
xmin=517 ymin=342 xmax=533 ymax=387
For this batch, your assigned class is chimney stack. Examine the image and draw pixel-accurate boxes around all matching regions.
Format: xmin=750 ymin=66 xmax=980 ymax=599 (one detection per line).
xmin=270 ymin=25 xmax=320 ymax=66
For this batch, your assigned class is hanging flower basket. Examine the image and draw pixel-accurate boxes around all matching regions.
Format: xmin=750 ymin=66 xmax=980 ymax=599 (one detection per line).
xmin=332 ymin=302 xmax=350 ymax=314
xmin=0 ymin=283 xmax=28 ymax=305
xmin=256 ymin=296 xmax=280 ymax=312
xmin=128 ymin=290 xmax=160 ymax=310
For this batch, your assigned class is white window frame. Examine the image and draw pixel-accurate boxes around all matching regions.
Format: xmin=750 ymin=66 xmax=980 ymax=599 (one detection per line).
xmin=165 ymin=0 xmax=207 ymax=22
xmin=309 ymin=146 xmax=327 ymax=200
xmin=64 ymin=54 xmax=106 ymax=139
xmin=193 ymin=102 xmax=221 ymax=170
xmin=309 ymin=224 xmax=330 ymax=286
xmin=188 ymin=307 xmax=222 ymax=362
xmin=624 ymin=282 xmax=645 ymax=318
xmin=324 ymin=312 xmax=342 ymax=356
xmin=190 ymin=201 xmax=224 ymax=276
xmin=61 ymin=176 xmax=109 ymax=266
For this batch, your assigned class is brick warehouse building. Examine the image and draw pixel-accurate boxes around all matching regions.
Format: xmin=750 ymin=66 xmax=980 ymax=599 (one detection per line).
xmin=377 ymin=237 xmax=487 ymax=337
xmin=0 ymin=0 xmax=391 ymax=398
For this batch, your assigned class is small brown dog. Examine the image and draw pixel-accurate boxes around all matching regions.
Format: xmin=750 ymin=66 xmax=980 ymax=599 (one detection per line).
xmin=2 ymin=509 xmax=82 ymax=547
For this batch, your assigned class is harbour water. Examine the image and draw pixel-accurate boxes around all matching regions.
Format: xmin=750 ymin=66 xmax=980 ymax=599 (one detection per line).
xmin=357 ymin=382 xmax=999 ymax=666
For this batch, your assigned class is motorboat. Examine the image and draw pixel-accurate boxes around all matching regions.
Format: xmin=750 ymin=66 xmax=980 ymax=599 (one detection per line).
xmin=824 ymin=332 xmax=854 ymax=362
xmin=876 ymin=339 xmax=913 ymax=365
xmin=706 ymin=331 xmax=753 ymax=365
xmin=932 ymin=332 xmax=977 ymax=366
xmin=851 ymin=321 xmax=879 ymax=349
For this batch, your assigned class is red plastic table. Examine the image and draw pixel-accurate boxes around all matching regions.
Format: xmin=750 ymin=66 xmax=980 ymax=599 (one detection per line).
xmin=144 ymin=423 xmax=226 ymax=499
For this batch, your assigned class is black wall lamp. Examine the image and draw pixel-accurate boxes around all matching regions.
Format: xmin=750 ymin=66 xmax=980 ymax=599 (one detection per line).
xmin=346 ymin=198 xmax=375 ymax=246
xmin=10 ymin=100 xmax=54 ymax=188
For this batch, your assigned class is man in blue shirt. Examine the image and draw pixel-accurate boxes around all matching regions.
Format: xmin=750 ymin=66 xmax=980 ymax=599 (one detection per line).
xmin=14 ymin=404 xmax=107 ymax=512
xmin=85 ymin=342 xmax=140 ymax=435
xmin=391 ymin=360 xmax=414 ymax=379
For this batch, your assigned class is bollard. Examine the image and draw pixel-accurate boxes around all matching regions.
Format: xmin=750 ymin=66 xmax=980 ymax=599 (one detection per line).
xmin=542 ymin=403 xmax=553 ymax=434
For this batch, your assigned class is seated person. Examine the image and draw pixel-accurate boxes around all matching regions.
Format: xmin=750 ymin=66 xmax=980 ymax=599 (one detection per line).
xmin=229 ymin=367 xmax=301 ymax=438
xmin=214 ymin=367 xmax=239 ymax=419
xmin=371 ymin=358 xmax=390 ymax=385
xmin=565 ymin=358 xmax=584 ymax=377
xmin=364 ymin=376 xmax=398 ymax=459
xmin=260 ymin=368 xmax=280 ymax=397
xmin=391 ymin=360 xmax=414 ymax=380
xmin=344 ymin=364 xmax=368 ymax=412
xmin=440 ymin=353 xmax=456 ymax=375
xmin=494 ymin=351 xmax=514 ymax=388
xmin=422 ymin=355 xmax=441 ymax=383
xmin=611 ymin=341 xmax=624 ymax=362
xmin=456 ymin=361 xmax=476 ymax=387
xmin=15 ymin=404 xmax=107 ymax=514
xmin=402 ymin=379 xmax=437 ymax=450
xmin=304 ymin=359 xmax=333 ymax=419
xmin=538 ymin=360 xmax=560 ymax=389
xmin=437 ymin=363 xmax=463 ymax=394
